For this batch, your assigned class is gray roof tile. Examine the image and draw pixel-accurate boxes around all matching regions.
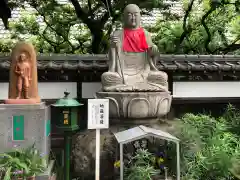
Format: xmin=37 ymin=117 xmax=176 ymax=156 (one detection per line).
xmin=0 ymin=54 xmax=239 ymax=71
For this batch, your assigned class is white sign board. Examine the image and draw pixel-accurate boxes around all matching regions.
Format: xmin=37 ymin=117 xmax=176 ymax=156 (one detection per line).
xmin=88 ymin=99 xmax=109 ymax=129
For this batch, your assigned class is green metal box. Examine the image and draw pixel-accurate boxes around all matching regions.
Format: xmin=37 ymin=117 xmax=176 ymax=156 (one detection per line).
xmin=52 ymin=92 xmax=82 ymax=132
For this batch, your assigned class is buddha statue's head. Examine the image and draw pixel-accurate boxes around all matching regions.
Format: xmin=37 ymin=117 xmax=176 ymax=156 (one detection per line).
xmin=123 ymin=4 xmax=141 ymax=29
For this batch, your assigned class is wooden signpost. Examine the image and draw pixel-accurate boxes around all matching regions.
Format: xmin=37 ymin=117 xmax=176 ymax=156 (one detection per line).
xmin=88 ymin=99 xmax=109 ymax=180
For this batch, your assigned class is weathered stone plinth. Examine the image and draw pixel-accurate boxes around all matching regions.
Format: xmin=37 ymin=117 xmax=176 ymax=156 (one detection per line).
xmin=96 ymin=91 xmax=172 ymax=119
xmin=0 ymin=102 xmax=51 ymax=157
xmin=72 ymin=120 xmax=176 ymax=179
xmin=4 ymin=98 xmax=40 ymax=104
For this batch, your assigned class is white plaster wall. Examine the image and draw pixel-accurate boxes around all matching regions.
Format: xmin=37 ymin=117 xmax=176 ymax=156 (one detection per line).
xmin=173 ymin=81 xmax=240 ymax=98
xmin=1 ymin=81 xmax=238 ymax=100
xmin=0 ymin=82 xmax=77 ymax=100
xmin=81 ymin=82 xmax=102 ymax=98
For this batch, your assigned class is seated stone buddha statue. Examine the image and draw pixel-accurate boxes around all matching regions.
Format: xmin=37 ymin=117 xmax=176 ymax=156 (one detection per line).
xmin=101 ymin=4 xmax=168 ymax=92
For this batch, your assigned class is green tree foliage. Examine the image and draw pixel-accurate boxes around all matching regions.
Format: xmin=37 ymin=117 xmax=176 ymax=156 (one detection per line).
xmin=148 ymin=0 xmax=240 ymax=54
xmin=5 ymin=0 xmax=176 ymax=54
xmin=1 ymin=0 xmax=239 ymax=54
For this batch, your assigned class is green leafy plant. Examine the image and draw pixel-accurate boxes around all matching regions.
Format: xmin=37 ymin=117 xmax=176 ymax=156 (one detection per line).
xmin=0 ymin=144 xmax=47 ymax=179
xmin=124 ymin=149 xmax=159 ymax=180
xmin=167 ymin=106 xmax=240 ymax=179
xmin=49 ymin=150 xmax=62 ymax=180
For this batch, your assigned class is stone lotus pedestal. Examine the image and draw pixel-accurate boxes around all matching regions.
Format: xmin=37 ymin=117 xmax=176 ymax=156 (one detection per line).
xmin=0 ymin=102 xmax=51 ymax=158
xmin=96 ymin=91 xmax=172 ymax=120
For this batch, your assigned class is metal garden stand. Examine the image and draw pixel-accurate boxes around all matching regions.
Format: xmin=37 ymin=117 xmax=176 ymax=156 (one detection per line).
xmin=52 ymin=91 xmax=83 ymax=180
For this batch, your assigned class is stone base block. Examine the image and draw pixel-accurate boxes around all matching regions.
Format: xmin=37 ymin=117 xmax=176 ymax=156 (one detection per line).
xmin=96 ymin=91 xmax=172 ymax=119
xmin=4 ymin=98 xmax=40 ymax=104
xmin=0 ymin=102 xmax=51 ymax=158
xmin=72 ymin=120 xmax=175 ymax=179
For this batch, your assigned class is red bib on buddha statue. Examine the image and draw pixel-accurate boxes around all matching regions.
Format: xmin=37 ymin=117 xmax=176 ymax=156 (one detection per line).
xmin=122 ymin=27 xmax=149 ymax=52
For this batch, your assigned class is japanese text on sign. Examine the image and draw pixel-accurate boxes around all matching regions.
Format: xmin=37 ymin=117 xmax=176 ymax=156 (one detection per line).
xmin=88 ymin=99 xmax=109 ymax=129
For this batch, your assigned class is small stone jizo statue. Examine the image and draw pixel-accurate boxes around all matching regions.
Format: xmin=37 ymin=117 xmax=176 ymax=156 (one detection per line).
xmin=101 ymin=4 xmax=168 ymax=92
xmin=15 ymin=52 xmax=31 ymax=99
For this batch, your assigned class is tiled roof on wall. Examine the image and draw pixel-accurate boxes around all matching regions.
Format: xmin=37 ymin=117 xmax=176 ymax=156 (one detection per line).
xmin=0 ymin=54 xmax=239 ymax=71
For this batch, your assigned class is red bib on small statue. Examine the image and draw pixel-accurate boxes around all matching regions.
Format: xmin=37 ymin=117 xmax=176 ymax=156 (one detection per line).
xmin=122 ymin=28 xmax=149 ymax=52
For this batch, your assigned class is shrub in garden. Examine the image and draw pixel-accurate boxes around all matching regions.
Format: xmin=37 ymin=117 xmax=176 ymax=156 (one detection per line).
xmin=124 ymin=149 xmax=159 ymax=180
xmin=0 ymin=144 xmax=47 ymax=180
xmin=167 ymin=104 xmax=240 ymax=179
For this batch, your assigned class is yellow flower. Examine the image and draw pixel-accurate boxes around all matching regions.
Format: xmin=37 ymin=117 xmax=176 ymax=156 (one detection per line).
xmin=157 ymin=157 xmax=164 ymax=166
xmin=114 ymin=160 xmax=120 ymax=168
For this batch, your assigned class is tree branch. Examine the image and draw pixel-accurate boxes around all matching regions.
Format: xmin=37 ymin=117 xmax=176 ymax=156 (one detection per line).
xmin=31 ymin=3 xmax=78 ymax=52
xmin=92 ymin=2 xmax=102 ymax=13
xmin=176 ymin=0 xmax=195 ymax=52
xmin=200 ymin=0 xmax=239 ymax=54
xmin=212 ymin=36 xmax=240 ymax=54
xmin=223 ymin=44 xmax=240 ymax=53
xmin=201 ymin=7 xmax=216 ymax=54
xmin=76 ymin=40 xmax=85 ymax=53
xmin=100 ymin=0 xmax=113 ymax=26
xmin=218 ymin=29 xmax=228 ymax=47
xmin=87 ymin=0 xmax=94 ymax=19
xmin=69 ymin=0 xmax=93 ymax=25
xmin=41 ymin=27 xmax=59 ymax=52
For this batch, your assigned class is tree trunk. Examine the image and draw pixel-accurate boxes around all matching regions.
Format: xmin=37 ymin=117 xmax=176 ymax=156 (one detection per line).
xmin=90 ymin=29 xmax=104 ymax=54
xmin=90 ymin=28 xmax=109 ymax=54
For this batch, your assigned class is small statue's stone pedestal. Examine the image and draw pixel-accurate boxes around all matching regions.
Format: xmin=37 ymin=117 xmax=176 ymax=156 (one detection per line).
xmin=0 ymin=102 xmax=51 ymax=157
xmin=4 ymin=98 xmax=40 ymax=104
xmin=96 ymin=91 xmax=172 ymax=119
